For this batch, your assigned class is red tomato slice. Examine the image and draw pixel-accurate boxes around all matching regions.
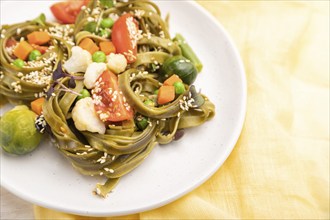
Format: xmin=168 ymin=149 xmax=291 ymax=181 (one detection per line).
xmin=92 ymin=70 xmax=133 ymax=122
xmin=50 ymin=2 xmax=76 ymax=24
xmin=111 ymin=14 xmax=139 ymax=63
xmin=50 ymin=0 xmax=89 ymax=24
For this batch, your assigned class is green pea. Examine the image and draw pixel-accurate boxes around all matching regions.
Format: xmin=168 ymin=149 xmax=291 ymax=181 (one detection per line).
xmin=77 ymin=89 xmax=91 ymax=100
xmin=100 ymin=18 xmax=114 ymax=29
xmin=92 ymin=51 xmax=106 ymax=63
xmin=84 ymin=21 xmax=97 ymax=33
xmin=144 ymin=99 xmax=155 ymax=107
xmin=12 ymin=59 xmax=24 ymax=68
xmin=135 ymin=116 xmax=148 ymax=130
xmin=99 ymin=29 xmax=110 ymax=38
xmin=173 ymin=82 xmax=185 ymax=95
xmin=154 ymin=89 xmax=159 ymax=95
xmin=28 ymin=50 xmax=41 ymax=61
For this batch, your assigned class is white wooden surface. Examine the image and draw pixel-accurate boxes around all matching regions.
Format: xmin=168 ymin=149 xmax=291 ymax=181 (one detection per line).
xmin=1 ymin=187 xmax=34 ymax=219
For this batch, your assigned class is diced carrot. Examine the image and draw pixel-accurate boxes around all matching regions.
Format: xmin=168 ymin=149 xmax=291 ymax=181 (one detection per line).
xmin=13 ymin=41 xmax=33 ymax=60
xmin=99 ymin=41 xmax=116 ymax=55
xmin=27 ymin=31 xmax=51 ymax=45
xmin=163 ymin=74 xmax=183 ymax=86
xmin=32 ymin=44 xmax=48 ymax=54
xmin=78 ymin=38 xmax=99 ymax=55
xmin=157 ymin=85 xmax=175 ymax=105
xmin=31 ymin=97 xmax=45 ymax=115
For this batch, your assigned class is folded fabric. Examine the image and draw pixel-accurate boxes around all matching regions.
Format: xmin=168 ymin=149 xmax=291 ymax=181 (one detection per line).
xmin=35 ymin=1 xmax=329 ymax=219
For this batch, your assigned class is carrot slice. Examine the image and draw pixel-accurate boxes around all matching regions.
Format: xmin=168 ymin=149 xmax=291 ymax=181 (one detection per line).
xmin=99 ymin=41 xmax=116 ymax=55
xmin=78 ymin=38 xmax=99 ymax=55
xmin=157 ymin=86 xmax=175 ymax=105
xmin=13 ymin=41 xmax=33 ymax=60
xmin=163 ymin=74 xmax=183 ymax=86
xmin=31 ymin=97 xmax=45 ymax=115
xmin=27 ymin=31 xmax=50 ymax=45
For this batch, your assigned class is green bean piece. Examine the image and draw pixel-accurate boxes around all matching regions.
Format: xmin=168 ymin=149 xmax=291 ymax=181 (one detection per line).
xmin=173 ymin=33 xmax=203 ymax=72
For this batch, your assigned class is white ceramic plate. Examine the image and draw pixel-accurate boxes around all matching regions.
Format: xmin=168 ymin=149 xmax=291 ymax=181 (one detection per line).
xmin=0 ymin=0 xmax=246 ymax=217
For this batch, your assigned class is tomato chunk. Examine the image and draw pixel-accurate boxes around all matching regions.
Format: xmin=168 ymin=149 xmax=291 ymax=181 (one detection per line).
xmin=92 ymin=70 xmax=133 ymax=122
xmin=50 ymin=0 xmax=89 ymax=24
xmin=111 ymin=14 xmax=139 ymax=63
xmin=6 ymin=38 xmax=17 ymax=48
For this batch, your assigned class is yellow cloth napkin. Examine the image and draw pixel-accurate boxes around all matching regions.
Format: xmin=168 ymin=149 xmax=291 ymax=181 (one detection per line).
xmin=34 ymin=1 xmax=329 ymax=219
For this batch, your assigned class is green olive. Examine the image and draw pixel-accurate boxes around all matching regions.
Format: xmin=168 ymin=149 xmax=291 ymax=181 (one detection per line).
xmin=28 ymin=50 xmax=42 ymax=61
xmin=92 ymin=51 xmax=106 ymax=63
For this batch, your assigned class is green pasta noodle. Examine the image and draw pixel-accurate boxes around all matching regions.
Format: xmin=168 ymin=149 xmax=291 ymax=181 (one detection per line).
xmin=41 ymin=0 xmax=215 ymax=198
xmin=0 ymin=14 xmax=74 ymax=104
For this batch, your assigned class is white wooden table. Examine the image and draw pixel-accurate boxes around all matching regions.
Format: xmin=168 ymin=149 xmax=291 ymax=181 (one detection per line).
xmin=1 ymin=187 xmax=34 ymax=219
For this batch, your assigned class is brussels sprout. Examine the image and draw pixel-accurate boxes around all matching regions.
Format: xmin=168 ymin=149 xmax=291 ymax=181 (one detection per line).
xmin=0 ymin=105 xmax=43 ymax=155
xmin=161 ymin=56 xmax=197 ymax=85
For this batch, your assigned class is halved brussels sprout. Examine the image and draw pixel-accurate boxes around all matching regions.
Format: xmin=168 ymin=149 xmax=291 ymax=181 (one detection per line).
xmin=0 ymin=105 xmax=43 ymax=155
xmin=161 ymin=55 xmax=198 ymax=85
